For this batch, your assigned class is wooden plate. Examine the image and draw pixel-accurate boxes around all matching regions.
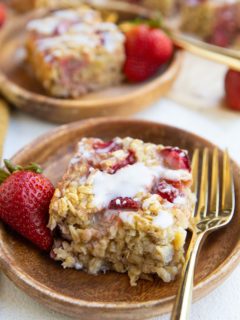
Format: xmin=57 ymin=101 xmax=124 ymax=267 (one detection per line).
xmin=0 ymin=1 xmax=183 ymax=124
xmin=0 ymin=118 xmax=240 ymax=319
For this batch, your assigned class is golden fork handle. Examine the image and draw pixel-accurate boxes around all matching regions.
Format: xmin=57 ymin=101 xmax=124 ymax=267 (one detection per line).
xmin=171 ymin=32 xmax=240 ymax=72
xmin=171 ymin=232 xmax=205 ymax=320
xmin=0 ymin=99 xmax=9 ymax=162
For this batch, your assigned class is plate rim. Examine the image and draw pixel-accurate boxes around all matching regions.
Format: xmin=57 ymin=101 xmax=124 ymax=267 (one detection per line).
xmin=0 ymin=118 xmax=240 ymax=318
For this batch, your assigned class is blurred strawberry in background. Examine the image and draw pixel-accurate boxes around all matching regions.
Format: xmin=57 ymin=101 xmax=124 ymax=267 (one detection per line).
xmin=123 ymin=24 xmax=173 ymax=82
xmin=0 ymin=3 xmax=6 ymax=27
xmin=225 ymin=69 xmax=240 ymax=111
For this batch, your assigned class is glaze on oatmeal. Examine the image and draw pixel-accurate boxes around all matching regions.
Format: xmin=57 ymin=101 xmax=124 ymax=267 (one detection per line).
xmin=49 ymin=137 xmax=195 ymax=286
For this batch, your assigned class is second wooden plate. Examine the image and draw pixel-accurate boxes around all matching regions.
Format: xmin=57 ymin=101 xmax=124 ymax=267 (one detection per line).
xmin=0 ymin=1 xmax=183 ymax=123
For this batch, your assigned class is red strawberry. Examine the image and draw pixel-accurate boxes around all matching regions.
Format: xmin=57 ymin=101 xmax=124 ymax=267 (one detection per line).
xmin=160 ymin=147 xmax=191 ymax=171
xmin=225 ymin=69 xmax=240 ymax=111
xmin=156 ymin=180 xmax=180 ymax=202
xmin=109 ymin=197 xmax=139 ymax=210
xmin=93 ymin=140 xmax=122 ymax=152
xmin=109 ymin=150 xmax=136 ymax=174
xmin=0 ymin=4 xmax=6 ymax=28
xmin=123 ymin=24 xmax=173 ymax=82
xmin=0 ymin=160 xmax=54 ymax=251
xmin=165 ymin=179 xmax=183 ymax=189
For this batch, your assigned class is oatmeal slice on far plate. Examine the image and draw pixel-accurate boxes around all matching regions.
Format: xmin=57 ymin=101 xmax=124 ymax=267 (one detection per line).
xmin=26 ymin=7 xmax=126 ymax=97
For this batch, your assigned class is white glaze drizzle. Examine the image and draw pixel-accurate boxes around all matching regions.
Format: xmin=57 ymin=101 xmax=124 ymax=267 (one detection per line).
xmin=92 ymin=162 xmax=191 ymax=209
xmin=152 ymin=211 xmax=174 ymax=229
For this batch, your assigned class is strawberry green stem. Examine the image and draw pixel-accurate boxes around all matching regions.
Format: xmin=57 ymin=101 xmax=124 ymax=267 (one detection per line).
xmin=0 ymin=168 xmax=10 ymax=183
xmin=23 ymin=162 xmax=43 ymax=174
xmin=0 ymin=160 xmax=43 ymax=184
xmin=130 ymin=14 xmax=163 ymax=29
xmin=4 ymin=159 xmax=20 ymax=173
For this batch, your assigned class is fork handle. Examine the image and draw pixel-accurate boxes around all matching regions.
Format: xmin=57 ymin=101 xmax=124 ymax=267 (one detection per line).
xmin=170 ymin=32 xmax=240 ymax=72
xmin=171 ymin=233 xmax=205 ymax=320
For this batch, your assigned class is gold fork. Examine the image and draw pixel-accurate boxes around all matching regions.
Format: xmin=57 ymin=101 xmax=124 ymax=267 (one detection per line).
xmin=170 ymin=32 xmax=240 ymax=71
xmin=171 ymin=148 xmax=235 ymax=320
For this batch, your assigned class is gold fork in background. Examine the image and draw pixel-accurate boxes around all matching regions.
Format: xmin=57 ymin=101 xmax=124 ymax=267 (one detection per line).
xmin=160 ymin=8 xmax=240 ymax=71
xmin=170 ymin=32 xmax=240 ymax=72
xmin=171 ymin=148 xmax=235 ymax=320
xmin=0 ymin=99 xmax=9 ymax=161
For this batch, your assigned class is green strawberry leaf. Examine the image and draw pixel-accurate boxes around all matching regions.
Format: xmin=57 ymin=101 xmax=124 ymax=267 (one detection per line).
xmin=0 ymin=160 xmax=43 ymax=184
xmin=129 ymin=12 xmax=163 ymax=29
xmin=132 ymin=18 xmax=161 ymax=28
xmin=24 ymin=162 xmax=43 ymax=174
xmin=126 ymin=14 xmax=171 ymax=37
xmin=0 ymin=168 xmax=10 ymax=183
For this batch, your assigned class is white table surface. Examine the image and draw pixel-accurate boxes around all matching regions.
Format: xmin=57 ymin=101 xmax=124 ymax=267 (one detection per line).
xmin=1 ymin=54 xmax=240 ymax=319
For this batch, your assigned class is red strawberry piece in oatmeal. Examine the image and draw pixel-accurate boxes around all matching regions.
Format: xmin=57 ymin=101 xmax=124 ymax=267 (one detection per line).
xmin=155 ymin=179 xmax=182 ymax=203
xmin=165 ymin=179 xmax=183 ymax=189
xmin=109 ymin=197 xmax=139 ymax=210
xmin=109 ymin=150 xmax=136 ymax=174
xmin=160 ymin=147 xmax=191 ymax=171
xmin=93 ymin=140 xmax=122 ymax=153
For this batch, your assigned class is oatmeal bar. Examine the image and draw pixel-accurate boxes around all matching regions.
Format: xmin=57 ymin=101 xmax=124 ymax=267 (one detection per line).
xmin=26 ymin=8 xmax=125 ymax=97
xmin=49 ymin=137 xmax=195 ymax=286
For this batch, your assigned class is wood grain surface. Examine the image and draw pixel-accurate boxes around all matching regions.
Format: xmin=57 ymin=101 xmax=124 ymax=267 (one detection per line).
xmin=0 ymin=118 xmax=239 ymax=319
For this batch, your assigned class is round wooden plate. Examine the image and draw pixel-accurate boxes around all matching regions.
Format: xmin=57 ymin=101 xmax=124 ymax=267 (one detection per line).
xmin=0 ymin=1 xmax=183 ymax=124
xmin=0 ymin=118 xmax=240 ymax=319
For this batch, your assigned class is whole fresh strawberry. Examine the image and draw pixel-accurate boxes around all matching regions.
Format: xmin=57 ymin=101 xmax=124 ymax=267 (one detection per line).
xmin=225 ymin=69 xmax=240 ymax=111
xmin=0 ymin=4 xmax=6 ymax=28
xmin=0 ymin=160 xmax=54 ymax=251
xmin=123 ymin=24 xmax=173 ymax=82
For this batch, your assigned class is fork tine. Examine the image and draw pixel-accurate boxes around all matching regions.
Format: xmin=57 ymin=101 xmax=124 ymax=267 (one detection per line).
xmin=209 ymin=148 xmax=220 ymax=216
xmin=191 ymin=149 xmax=199 ymax=217
xmin=195 ymin=148 xmax=209 ymax=219
xmin=221 ymin=150 xmax=235 ymax=216
xmin=191 ymin=149 xmax=199 ymax=195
